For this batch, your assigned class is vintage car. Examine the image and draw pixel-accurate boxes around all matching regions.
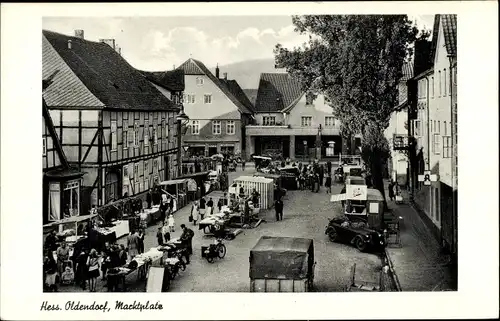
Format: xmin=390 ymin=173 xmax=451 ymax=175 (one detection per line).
xmin=325 ymin=216 xmax=386 ymax=252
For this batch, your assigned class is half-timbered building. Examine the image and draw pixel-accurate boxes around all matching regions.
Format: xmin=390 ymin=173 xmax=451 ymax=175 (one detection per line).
xmin=42 ymin=30 xmax=182 ymax=215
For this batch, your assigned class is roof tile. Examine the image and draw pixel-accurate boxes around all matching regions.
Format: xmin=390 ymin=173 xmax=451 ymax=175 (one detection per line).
xmin=254 ymin=73 xmax=303 ymax=112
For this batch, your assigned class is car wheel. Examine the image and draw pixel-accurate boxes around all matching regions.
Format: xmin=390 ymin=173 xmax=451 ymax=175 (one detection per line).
xmin=328 ymin=228 xmax=338 ymax=242
xmin=355 ymin=237 xmax=367 ymax=252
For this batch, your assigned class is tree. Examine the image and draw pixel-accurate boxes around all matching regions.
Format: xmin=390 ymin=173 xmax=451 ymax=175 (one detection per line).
xmin=274 ymin=15 xmax=421 ymax=206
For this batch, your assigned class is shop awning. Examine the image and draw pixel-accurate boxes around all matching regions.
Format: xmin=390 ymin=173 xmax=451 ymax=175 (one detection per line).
xmin=179 ymin=171 xmax=210 ymax=179
xmin=43 ymin=213 xmax=97 ymax=228
xmin=44 ymin=167 xmax=85 ymax=180
xmin=159 ymin=179 xmax=188 ymax=186
xmin=330 ymin=194 xmax=348 ymax=202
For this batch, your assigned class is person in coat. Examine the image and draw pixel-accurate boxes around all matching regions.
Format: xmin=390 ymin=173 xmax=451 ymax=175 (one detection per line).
xmin=191 ymin=201 xmax=199 ymax=225
xmin=162 ymin=221 xmax=171 ymax=243
xmin=137 ymin=229 xmax=145 ymax=254
xmin=325 ymin=174 xmax=332 ymax=194
xmin=75 ymin=249 xmax=89 ymax=290
xmin=327 ymin=160 xmax=332 ymax=175
xmin=180 ymin=224 xmax=194 ymax=263
xmin=206 ymin=198 xmax=214 ymax=216
xmin=146 ymin=189 xmax=152 ymax=209
xmin=156 ymin=226 xmax=164 ymax=246
xmin=43 ymin=250 xmax=59 ymax=292
xmin=388 ymin=179 xmax=395 ymax=201
xmin=319 ymin=164 xmax=324 ymax=189
xmin=126 ymin=229 xmax=139 ymax=260
xmin=199 ymin=197 xmax=206 ymax=218
xmin=274 ymin=198 xmax=284 ymax=221
xmin=118 ymin=244 xmax=128 ymax=266
xmin=217 ymin=198 xmax=223 ymax=213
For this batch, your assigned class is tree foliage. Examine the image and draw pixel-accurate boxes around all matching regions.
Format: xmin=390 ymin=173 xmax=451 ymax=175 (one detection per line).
xmin=274 ymin=15 xmax=422 ymax=203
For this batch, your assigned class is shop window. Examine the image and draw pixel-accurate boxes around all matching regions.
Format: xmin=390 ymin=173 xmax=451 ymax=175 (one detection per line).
xmin=111 ymin=121 xmax=117 ymax=151
xmin=63 ymin=180 xmax=80 ymax=218
xmin=48 ymin=183 xmax=60 ymax=221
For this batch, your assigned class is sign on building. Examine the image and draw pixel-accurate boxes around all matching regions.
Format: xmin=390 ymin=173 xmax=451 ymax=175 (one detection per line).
xmin=418 ymin=170 xmax=438 ymax=186
xmin=346 ymin=184 xmax=368 ymax=201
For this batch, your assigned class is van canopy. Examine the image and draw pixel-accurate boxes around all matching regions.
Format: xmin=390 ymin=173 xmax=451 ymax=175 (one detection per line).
xmin=249 ymin=236 xmax=314 ymax=279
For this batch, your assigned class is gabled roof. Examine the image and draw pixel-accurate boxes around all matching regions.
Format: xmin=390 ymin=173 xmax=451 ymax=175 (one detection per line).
xmin=176 ymin=58 xmax=253 ymax=114
xmin=254 ymin=73 xmax=303 ymax=112
xmin=140 ymin=69 xmax=185 ymax=92
xmin=43 ymin=30 xmax=177 ymax=111
xmin=431 ymin=14 xmax=457 ymax=59
xmin=401 ymin=61 xmax=414 ymax=82
xmin=219 ymin=79 xmax=255 ymax=112
xmin=243 ymin=89 xmax=258 ymax=106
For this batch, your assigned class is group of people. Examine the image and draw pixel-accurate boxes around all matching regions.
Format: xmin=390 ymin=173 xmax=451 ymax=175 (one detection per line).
xmin=189 ymin=196 xmax=226 ymax=225
xmin=296 ymin=160 xmax=334 ymax=193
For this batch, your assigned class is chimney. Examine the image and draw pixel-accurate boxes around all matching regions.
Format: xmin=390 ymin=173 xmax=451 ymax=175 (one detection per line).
xmin=223 ymin=72 xmax=227 ymax=80
xmin=74 ymin=29 xmax=84 ymax=39
xmin=99 ymin=38 xmax=116 ymax=50
xmin=67 ymin=40 xmax=72 ymax=49
xmin=215 ymin=64 xmax=220 ymax=78
xmin=115 ymin=46 xmax=121 ymax=55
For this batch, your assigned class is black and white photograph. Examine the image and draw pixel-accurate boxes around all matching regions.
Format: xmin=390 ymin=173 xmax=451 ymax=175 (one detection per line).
xmin=1 ymin=2 xmax=498 ymax=320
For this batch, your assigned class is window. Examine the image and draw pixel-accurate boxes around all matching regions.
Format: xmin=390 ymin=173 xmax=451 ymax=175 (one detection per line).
xmin=186 ymin=94 xmax=196 ymax=104
xmin=434 ymin=120 xmax=436 ymax=132
xmin=262 ymin=116 xmax=276 ymax=126
xmin=433 ymin=133 xmax=441 ymax=154
xmin=144 ymin=160 xmax=149 ymax=176
xmin=63 ymin=180 xmax=80 ymax=218
xmin=191 ymin=120 xmax=200 ymax=135
xmin=305 ymin=92 xmax=314 ymax=105
xmin=226 ymin=120 xmax=235 ymax=135
xmin=43 ymin=137 xmax=47 ymax=156
xmin=153 ymin=127 xmax=158 ymax=145
xmin=414 ymin=120 xmax=421 ymax=136
xmin=134 ymin=163 xmax=139 ymax=178
xmin=438 ymin=121 xmax=441 ymax=134
xmin=444 ymin=121 xmax=447 ymax=135
xmin=301 ymin=116 xmax=312 ymax=127
xmin=161 ymin=119 xmax=166 ymax=138
xmin=144 ymin=121 xmax=149 ymax=146
xmin=442 ymin=136 xmax=452 ymax=158
xmin=134 ymin=122 xmax=139 ymax=147
xmin=48 ymin=183 xmax=60 ymax=221
xmin=431 ymin=77 xmax=434 ymax=98
xmin=111 ymin=121 xmax=117 ymax=151
xmin=443 ymin=69 xmax=447 ymax=96
xmin=325 ymin=116 xmax=336 ymax=127
xmin=123 ymin=130 xmax=128 ymax=150
xmin=438 ymin=71 xmax=442 ymax=97
xmin=204 ymin=94 xmax=212 ymax=104
xmin=196 ymin=77 xmax=204 ymax=85
xmin=212 ymin=120 xmax=221 ymax=135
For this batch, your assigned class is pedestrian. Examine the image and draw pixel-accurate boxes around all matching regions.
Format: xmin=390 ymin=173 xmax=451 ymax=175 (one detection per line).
xmin=146 ymin=188 xmax=152 ymax=209
xmin=241 ymin=159 xmax=246 ymax=171
xmin=118 ymin=244 xmax=128 ymax=265
xmin=126 ymin=229 xmax=139 ymax=261
xmin=319 ymin=164 xmax=324 ymax=189
xmin=199 ymin=197 xmax=206 ymax=218
xmin=274 ymin=198 xmax=284 ymax=221
xmin=180 ymin=224 xmax=194 ymax=263
xmin=217 ymin=198 xmax=223 ymax=213
xmin=137 ymin=228 xmax=145 ymax=254
xmin=191 ymin=201 xmax=200 ymax=225
xmin=162 ymin=221 xmax=171 ymax=243
xmin=206 ymin=197 xmax=214 ymax=216
xmin=168 ymin=214 xmax=175 ymax=232
xmin=156 ymin=226 xmax=164 ymax=246
xmin=327 ymin=160 xmax=332 ymax=174
xmin=44 ymin=230 xmax=58 ymax=252
xmin=325 ymin=175 xmax=332 ymax=194
xmin=56 ymin=241 xmax=70 ymax=279
xmin=388 ymin=179 xmax=395 ymax=201
xmin=43 ymin=250 xmax=58 ymax=292
xmin=75 ymin=249 xmax=89 ymax=290
xmin=87 ymin=249 xmax=100 ymax=292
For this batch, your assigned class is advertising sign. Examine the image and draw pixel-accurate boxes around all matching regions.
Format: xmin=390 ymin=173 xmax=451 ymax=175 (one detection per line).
xmin=346 ymin=184 xmax=368 ymax=201
xmin=187 ymin=179 xmax=197 ymax=192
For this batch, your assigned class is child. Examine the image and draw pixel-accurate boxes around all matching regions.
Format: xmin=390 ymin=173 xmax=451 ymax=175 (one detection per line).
xmin=168 ymin=214 xmax=175 ymax=233
xmin=60 ymin=266 xmax=75 ymax=285
xmin=156 ymin=226 xmax=164 ymax=246
xmin=162 ymin=222 xmax=171 ymax=243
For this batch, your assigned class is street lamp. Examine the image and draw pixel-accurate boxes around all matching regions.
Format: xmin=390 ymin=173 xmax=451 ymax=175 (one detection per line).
xmin=176 ymin=109 xmax=190 ymax=177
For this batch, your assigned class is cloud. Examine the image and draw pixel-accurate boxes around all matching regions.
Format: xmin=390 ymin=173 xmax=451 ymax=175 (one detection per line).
xmin=136 ymin=24 xmax=308 ymax=70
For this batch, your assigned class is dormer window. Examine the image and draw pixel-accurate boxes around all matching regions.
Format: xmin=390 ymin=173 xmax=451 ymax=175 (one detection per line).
xmin=196 ymin=77 xmax=204 ymax=86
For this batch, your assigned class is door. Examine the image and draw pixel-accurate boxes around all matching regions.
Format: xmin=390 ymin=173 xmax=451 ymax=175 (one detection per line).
xmin=105 ymin=170 xmax=120 ymax=203
xmin=208 ymin=147 xmax=217 ymax=156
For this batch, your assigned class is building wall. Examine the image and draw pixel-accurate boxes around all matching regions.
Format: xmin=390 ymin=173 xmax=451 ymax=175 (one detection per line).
xmin=287 ymin=94 xmax=341 ymax=131
xmin=385 ymin=108 xmax=409 ymax=185
xmin=182 ymin=74 xmax=244 ymax=154
xmin=42 ymin=116 xmax=62 ymax=171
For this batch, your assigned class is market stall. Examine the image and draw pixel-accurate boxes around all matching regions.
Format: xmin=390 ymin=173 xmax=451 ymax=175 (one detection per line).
xmin=43 ymin=213 xmax=98 ymax=244
xmin=159 ymin=179 xmax=189 ymax=212
xmin=231 ymin=176 xmax=274 ymax=210
xmin=180 ymin=171 xmax=211 ymax=199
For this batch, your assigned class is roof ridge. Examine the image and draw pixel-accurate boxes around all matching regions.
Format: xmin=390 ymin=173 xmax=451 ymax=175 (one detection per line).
xmin=42 ymin=29 xmax=109 ymax=46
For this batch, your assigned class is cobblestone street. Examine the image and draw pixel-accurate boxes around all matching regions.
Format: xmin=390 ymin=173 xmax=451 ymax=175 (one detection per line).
xmin=59 ymin=167 xmax=385 ymax=292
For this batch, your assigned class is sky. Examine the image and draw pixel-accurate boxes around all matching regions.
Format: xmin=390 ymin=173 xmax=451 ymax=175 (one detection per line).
xmin=43 ymin=15 xmax=435 ymax=72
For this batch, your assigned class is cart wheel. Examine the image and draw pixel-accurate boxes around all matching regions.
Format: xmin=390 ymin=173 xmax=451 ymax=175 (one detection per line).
xmin=217 ymin=244 xmax=226 ymax=259
xmin=328 ymin=228 xmax=338 ymax=242
xmin=206 ymin=255 xmax=214 ymax=263
xmin=355 ymin=237 xmax=367 ymax=252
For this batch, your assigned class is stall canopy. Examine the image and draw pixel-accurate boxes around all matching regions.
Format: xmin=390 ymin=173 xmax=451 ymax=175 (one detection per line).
xmin=233 ymin=176 xmax=274 ymax=209
xmin=249 ymin=236 xmax=314 ymax=280
xmin=159 ymin=179 xmax=188 ymax=186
